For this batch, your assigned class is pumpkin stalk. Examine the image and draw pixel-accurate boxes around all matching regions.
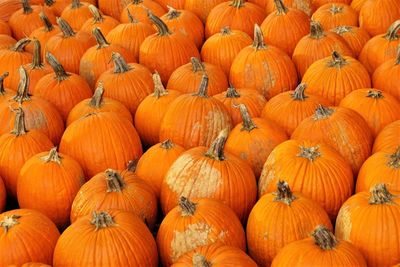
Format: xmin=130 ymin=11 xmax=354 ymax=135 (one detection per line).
xmin=11 ymin=107 xmax=27 ymax=136
xmin=236 ymin=104 xmax=257 ymax=131
xmin=0 ymin=72 xmax=9 ymax=95
xmin=44 ymin=0 xmax=55 ymax=7
xmin=367 ymin=90 xmax=384 ymax=99
xmin=230 ymin=0 xmax=245 ymax=8
xmin=369 ymin=184 xmax=394 ymax=204
xmin=0 ymin=215 xmax=21 ymax=233
xmin=126 ymin=9 xmax=138 ymax=23
xmin=148 ymin=11 xmax=171 ymax=36
xmin=89 ymin=82 xmax=105 ymax=108
xmin=221 ymin=26 xmax=231 ymax=35
xmin=226 ymin=84 xmax=241 ymax=98
xmin=388 ymin=147 xmax=400 ymax=169
xmin=312 ymin=226 xmax=338 ymax=250
xmin=179 ymin=196 xmax=197 ymax=216
xmin=205 ymin=128 xmax=229 ymax=160
xmin=160 ymin=139 xmax=174 ymax=149
xmin=298 ymin=146 xmax=321 ymax=161
xmin=105 ymin=169 xmax=126 ymax=192
xmin=22 ymin=0 xmax=33 ymax=14
xmin=328 ymin=51 xmax=347 ymax=68
xmin=192 ymin=253 xmax=212 ymax=267
xmin=152 ymin=72 xmax=168 ymax=98
xmin=126 ymin=160 xmax=138 ymax=172
xmin=310 ymin=21 xmax=325 ymax=39
xmin=93 ymin=27 xmax=110 ymax=49
xmin=384 ymin=20 xmax=400 ymax=41
xmin=274 ymin=0 xmax=288 ymax=14
xmin=333 ymin=25 xmax=352 ymax=35
xmin=29 ymin=39 xmax=45 ymax=69
xmin=166 ymin=5 xmax=181 ymax=19
xmin=111 ymin=52 xmax=132 ymax=73
xmin=314 ymin=105 xmax=334 ymax=120
xmin=329 ymin=4 xmax=343 ymax=14
xmin=57 ymin=17 xmax=76 ymax=38
xmin=10 ymin=38 xmax=31 ymax=52
xmin=191 ymin=57 xmax=206 ymax=72
xmin=71 ymin=0 xmax=83 ymax=9
xmin=291 ymin=83 xmax=308 ymax=100
xmin=273 ymin=181 xmax=296 ymax=205
xmin=91 ymin=211 xmax=116 ymax=230
xmin=41 ymin=147 xmax=62 ymax=164
xmin=46 ymin=52 xmax=70 ymax=81
xmin=195 ymin=74 xmax=210 ymax=98
xmin=253 ymin=24 xmax=266 ymax=50
xmin=13 ymin=66 xmax=31 ymax=103
xmin=39 ymin=12 xmax=54 ymax=32
xmin=89 ymin=5 xmax=105 ymax=23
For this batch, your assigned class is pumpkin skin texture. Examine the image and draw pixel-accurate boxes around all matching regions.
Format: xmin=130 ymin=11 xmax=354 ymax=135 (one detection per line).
xmin=261 ymin=83 xmax=331 ymax=136
xmin=0 ymin=34 xmax=16 ymax=50
xmin=136 ymin=140 xmax=185 ymax=198
xmin=311 ymin=3 xmax=358 ymax=30
xmin=80 ymin=5 xmax=119 ymax=36
xmin=167 ymin=57 xmax=228 ymax=96
xmin=50 ymin=0 xmax=97 ymax=16
xmin=292 ymin=105 xmax=373 ymax=175
xmin=312 ymin=0 xmax=351 ymax=9
xmin=0 ymin=19 xmax=10 ymax=35
xmin=225 ymin=104 xmax=288 ymax=178
xmin=373 ymin=120 xmax=400 ymax=153
xmin=0 ymin=209 xmax=60 ymax=266
xmin=258 ymin=140 xmax=354 ymax=219
xmin=339 ymin=89 xmax=400 ymax=137
xmin=159 ymin=75 xmax=232 ymax=149
xmin=302 ymin=51 xmax=371 ymax=105
xmin=155 ymin=0 xmax=185 ymax=9
xmin=230 ymin=25 xmax=298 ymax=99
xmin=120 ymin=0 xmax=166 ymax=25
xmin=157 ymin=197 xmax=246 ymax=266
xmin=246 ymin=181 xmax=333 ymax=267
xmin=335 ymin=184 xmax=400 ymax=267
xmin=0 ymin=177 xmax=5 ymax=212
xmin=350 ymin=0 xmax=367 ymax=13
xmin=53 ymin=210 xmax=158 ymax=267
xmin=271 ymin=226 xmax=367 ymax=267
xmin=160 ymin=129 xmax=257 ymax=222
xmin=262 ymin=0 xmax=313 ymax=16
xmin=201 ymin=27 xmax=252 ymax=76
xmin=26 ymin=13 xmax=61 ymax=55
xmin=98 ymin=0 xmax=129 ymax=19
xmin=331 ymin=26 xmax=370 ymax=57
xmin=17 ymin=148 xmax=85 ymax=229
xmin=60 ymin=0 xmax=92 ymax=30
xmin=260 ymin=0 xmax=310 ymax=57
xmin=184 ymin=0 xmax=226 ymax=22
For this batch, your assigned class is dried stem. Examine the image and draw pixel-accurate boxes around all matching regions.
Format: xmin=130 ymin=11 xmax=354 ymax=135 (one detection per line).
xmin=192 ymin=253 xmax=212 ymax=267
xmin=252 ymin=24 xmax=266 ymax=50
xmin=291 ymin=83 xmax=308 ymax=100
xmin=46 ymin=52 xmax=70 ymax=81
xmin=179 ymin=196 xmax=197 ymax=216
xmin=312 ymin=226 xmax=338 ymax=250
xmin=88 ymin=5 xmax=104 ymax=23
xmin=160 ymin=139 xmax=174 ymax=149
xmin=297 ymin=146 xmax=321 ymax=161
xmin=57 ymin=17 xmax=76 ymax=38
xmin=384 ymin=20 xmax=400 ymax=41
xmin=366 ymin=90 xmax=384 ymax=99
xmin=29 ymin=39 xmax=45 ymax=69
xmin=39 ymin=12 xmax=54 ymax=32
xmin=111 ymin=52 xmax=131 ymax=73
xmin=10 ymin=38 xmax=31 ymax=52
xmin=327 ymin=51 xmax=347 ymax=68
xmin=152 ymin=72 xmax=168 ymax=98
xmin=274 ymin=0 xmax=288 ymax=14
xmin=166 ymin=5 xmax=181 ymax=19
xmin=41 ymin=147 xmax=62 ymax=164
xmin=93 ymin=27 xmax=110 ymax=49
xmin=191 ymin=57 xmax=206 ymax=72
xmin=105 ymin=169 xmax=125 ymax=192
xmin=11 ymin=106 xmax=27 ymax=136
xmin=273 ymin=181 xmax=296 ymax=205
xmin=0 ymin=215 xmax=21 ymax=233
xmin=89 ymin=82 xmax=105 ymax=108
xmin=148 ymin=11 xmax=171 ymax=36
xmin=90 ymin=211 xmax=116 ymax=230
xmin=369 ymin=184 xmax=394 ymax=204
xmin=0 ymin=72 xmax=9 ymax=95
xmin=310 ymin=21 xmax=325 ymax=39
xmin=236 ymin=104 xmax=257 ymax=131
xmin=194 ymin=74 xmax=209 ymax=98
xmin=313 ymin=105 xmax=334 ymax=120
xmin=13 ymin=66 xmax=30 ymax=103
xmin=22 ymin=0 xmax=33 ymax=14
xmin=205 ymin=128 xmax=229 ymax=160
xmin=388 ymin=147 xmax=400 ymax=169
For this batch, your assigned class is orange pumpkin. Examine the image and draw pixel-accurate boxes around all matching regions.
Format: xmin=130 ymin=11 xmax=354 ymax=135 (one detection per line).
xmin=120 ymin=0 xmax=166 ymax=25
xmin=262 ymin=0 xmax=313 ymax=16
xmin=50 ymin=0 xmax=97 ymax=16
xmin=98 ymin=0 xmax=129 ymax=19
xmin=246 ymin=181 xmax=333 ymax=266
xmin=312 ymin=0 xmax=351 ymax=9
xmin=60 ymin=0 xmax=92 ymax=30
xmin=53 ymin=210 xmax=158 ymax=266
xmin=0 ymin=0 xmax=23 ymax=22
xmin=15 ymin=263 xmax=51 ymax=267
xmin=157 ymin=197 xmax=246 ymax=266
xmin=350 ymin=0 xmax=367 ymax=14
xmin=80 ymin=5 xmax=119 ymax=36
xmin=0 ymin=34 xmax=16 ymax=50
xmin=311 ymin=3 xmax=358 ymax=30
xmin=0 ymin=18 xmax=11 ymax=35
xmin=0 ymin=177 xmax=5 ymax=212
xmin=0 ymin=209 xmax=60 ymax=266
xmin=184 ymin=0 xmax=226 ymax=22
xmin=167 ymin=57 xmax=228 ymax=96
xmin=373 ymin=120 xmax=400 ymax=153
xmin=0 ymin=72 xmax=15 ymax=102
xmin=154 ymin=0 xmax=185 ymax=9
xmin=331 ymin=25 xmax=370 ymax=57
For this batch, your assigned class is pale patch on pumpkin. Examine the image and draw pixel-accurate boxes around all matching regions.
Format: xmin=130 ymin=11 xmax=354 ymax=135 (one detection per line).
xmin=204 ymin=109 xmax=231 ymax=147
xmin=294 ymin=0 xmax=312 ymax=16
xmin=259 ymin=153 xmax=276 ymax=195
xmin=261 ymin=61 xmax=276 ymax=98
xmin=336 ymin=205 xmax=352 ymax=241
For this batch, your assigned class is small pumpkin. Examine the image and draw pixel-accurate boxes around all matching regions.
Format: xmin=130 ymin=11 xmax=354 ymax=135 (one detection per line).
xmin=311 ymin=3 xmax=358 ymax=30
xmin=81 ymin=5 xmax=120 ymax=36
xmin=120 ymin=0 xmax=166 ymax=25
xmin=0 ymin=34 xmax=16 ymax=50
xmin=373 ymin=120 xmax=400 ymax=154
xmin=331 ymin=25 xmax=371 ymax=57
xmin=0 ymin=177 xmax=5 ymax=212
xmin=60 ymin=0 xmax=92 ymax=30
xmin=184 ymin=0 xmax=226 ymax=22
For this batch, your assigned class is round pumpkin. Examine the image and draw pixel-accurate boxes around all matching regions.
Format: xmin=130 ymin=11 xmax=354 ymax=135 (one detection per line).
xmin=50 ymin=0 xmax=97 ymax=16
xmin=331 ymin=25 xmax=371 ymax=57
xmin=184 ymin=0 xmax=226 ymax=22
xmin=60 ymin=0 xmax=92 ymax=30
xmin=0 ymin=34 xmax=16 ymax=50
xmin=120 ymin=0 xmax=166 ymax=25
xmin=262 ymin=0 xmax=313 ymax=16
xmin=373 ymin=120 xmax=400 ymax=153
xmin=311 ymin=3 xmax=358 ymax=30
xmin=80 ymin=5 xmax=119 ymax=36
xmin=0 ymin=177 xmax=5 ymax=212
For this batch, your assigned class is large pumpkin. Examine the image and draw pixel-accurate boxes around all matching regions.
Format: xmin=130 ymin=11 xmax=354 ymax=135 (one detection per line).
xmin=373 ymin=120 xmax=400 ymax=153
xmin=311 ymin=3 xmax=358 ymax=30
xmin=331 ymin=25 xmax=370 ymax=57
xmin=80 ymin=5 xmax=119 ymax=36
xmin=60 ymin=0 xmax=92 ymax=30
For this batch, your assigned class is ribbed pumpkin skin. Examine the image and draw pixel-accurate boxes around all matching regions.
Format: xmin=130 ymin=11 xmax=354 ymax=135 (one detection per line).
xmin=312 ymin=0 xmax=351 ymax=9
xmin=120 ymin=0 xmax=166 ymax=25
xmin=311 ymin=3 xmax=358 ymax=30
xmin=262 ymin=0 xmax=313 ymax=16
xmin=80 ymin=11 xmax=120 ymax=37
xmin=17 ymin=263 xmax=51 ymax=267
xmin=59 ymin=112 xmax=143 ymax=178
xmin=157 ymin=198 xmax=246 ymax=266
xmin=339 ymin=89 xmax=400 ymax=137
xmin=51 ymin=0 xmax=97 ymax=16
xmin=0 ymin=34 xmax=16 ymax=50
xmin=60 ymin=2 xmax=92 ymax=30
xmin=17 ymin=150 xmax=85 ymax=229
xmin=292 ymin=106 xmax=373 ymax=174
xmin=172 ymin=243 xmax=258 ymax=267
xmin=258 ymin=140 xmax=354 ymax=219
xmin=0 ymin=177 xmax=5 ymax=212
xmin=331 ymin=26 xmax=370 ymax=57
xmin=155 ymin=0 xmax=185 ymax=9
xmin=98 ymin=0 xmax=128 ymax=19
xmin=372 ymin=53 xmax=400 ymax=101
xmin=0 ymin=20 xmax=10 ymax=35
xmin=184 ymin=0 xmax=226 ymax=22
xmin=0 ymin=209 xmax=60 ymax=266
xmin=373 ymin=120 xmax=400 ymax=153
xmin=302 ymin=53 xmax=371 ymax=105
xmin=53 ymin=210 xmax=159 ymax=267
xmin=350 ymin=0 xmax=367 ymax=13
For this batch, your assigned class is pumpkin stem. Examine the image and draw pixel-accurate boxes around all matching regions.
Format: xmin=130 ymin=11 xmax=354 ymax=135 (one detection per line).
xmin=297 ymin=145 xmax=321 ymax=161
xmin=384 ymin=20 xmax=400 ymax=41
xmin=57 ymin=17 xmax=76 ymax=38
xmin=93 ymin=27 xmax=110 ymax=49
xmin=126 ymin=160 xmax=138 ymax=172
xmin=313 ymin=105 xmax=334 ymax=120
xmin=148 ymin=11 xmax=171 ymax=36
xmin=310 ymin=21 xmax=325 ymax=39
xmin=252 ymin=24 xmax=266 ymax=50
xmin=111 ymin=52 xmax=132 ymax=73
xmin=71 ymin=0 xmax=83 ymax=9
xmin=205 ymin=128 xmax=229 ymax=160
xmin=194 ymin=74 xmax=210 ymax=98
xmin=235 ymin=103 xmax=257 ymax=131
xmin=291 ymin=83 xmax=308 ymax=100
xmin=179 ymin=196 xmax=197 ymax=216
xmin=230 ymin=0 xmax=245 ymax=8
xmin=329 ymin=4 xmax=343 ymax=14
xmin=126 ymin=8 xmax=138 ymax=23
xmin=44 ymin=0 xmax=55 ymax=7
xmin=312 ymin=225 xmax=338 ymax=250
xmin=166 ymin=5 xmax=181 ymax=19
xmin=192 ymin=253 xmax=212 ymax=267
xmin=0 ymin=215 xmax=21 ymax=233
xmin=191 ymin=57 xmax=206 ymax=72
xmin=226 ymin=84 xmax=241 ymax=98
xmin=160 ymin=139 xmax=174 ymax=149
xmin=105 ymin=169 xmax=126 ymax=192
xmin=46 ymin=52 xmax=70 ymax=81
xmin=13 ymin=66 xmax=31 ymax=103
xmin=39 ymin=11 xmax=54 ymax=32
xmin=273 ymin=181 xmax=296 ymax=205
xmin=89 ymin=82 xmax=105 ymax=108
xmin=11 ymin=106 xmax=27 ymax=136
xmin=22 ymin=0 xmax=33 ymax=14
xmin=221 ymin=26 xmax=231 ymax=35
xmin=91 ymin=211 xmax=116 ymax=230
xmin=328 ymin=51 xmax=347 ymax=68
xmin=41 ymin=147 xmax=62 ymax=164
xmin=369 ymin=183 xmax=394 ymax=204
xmin=0 ymin=72 xmax=9 ymax=96
xmin=10 ymin=38 xmax=31 ymax=52
xmin=366 ymin=90 xmax=384 ymax=99
xmin=29 ymin=39 xmax=45 ymax=69
xmin=89 ymin=5 xmax=105 ymax=23
xmin=152 ymin=72 xmax=168 ymax=98
xmin=332 ymin=25 xmax=352 ymax=35
xmin=274 ymin=0 xmax=288 ymax=14
xmin=132 ymin=0 xmax=144 ymax=3
xmin=388 ymin=147 xmax=400 ymax=169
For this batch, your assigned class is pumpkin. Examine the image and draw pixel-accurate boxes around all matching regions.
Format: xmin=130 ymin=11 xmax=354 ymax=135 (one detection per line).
xmin=49 ymin=0 xmax=97 ymax=16
xmin=184 ymin=0 xmax=226 ymax=22
xmin=53 ymin=210 xmax=158 ymax=266
xmin=331 ymin=25 xmax=370 ymax=57
xmin=157 ymin=197 xmax=246 ymax=266
xmin=301 ymin=51 xmax=371 ymax=105
xmin=271 ymin=226 xmax=367 ymax=266
xmin=136 ymin=140 xmax=185 ymax=198
xmin=336 ymin=184 xmax=400 ymax=267
xmin=225 ymin=104 xmax=288 ymax=177
xmin=373 ymin=120 xmax=400 ymax=154
xmin=260 ymin=0 xmax=310 ymax=57
xmin=214 ymin=85 xmax=267 ymax=126
xmin=44 ymin=17 xmax=95 ymax=74
xmin=70 ymin=168 xmax=157 ymax=229
xmin=200 ymin=27 xmax=252 ymax=76
xmin=292 ymin=105 xmax=373 ymax=174
xmin=159 ymin=75 xmax=232 ymax=149
xmin=120 ymin=0 xmax=166 ymax=25
xmin=139 ymin=12 xmax=200 ymax=85
xmin=292 ymin=20 xmax=353 ymax=77
xmin=350 ymin=0 xmax=367 ymax=14
xmin=205 ymin=0 xmax=266 ymax=39
xmin=312 ymin=0 xmax=351 ymax=9
xmin=67 ymin=82 xmax=133 ymax=126
xmin=15 ymin=263 xmax=51 ymax=267
xmin=0 ymin=34 xmax=16 ymax=50
xmin=97 ymin=52 xmax=153 ymax=116
xmin=35 ymin=52 xmax=93 ymax=120
xmin=0 ymin=0 xmax=22 ymax=22
xmin=0 ymin=177 xmax=5 ymax=212
xmin=81 ymin=5 xmax=119 ymax=36
xmin=135 ymin=72 xmax=181 ymax=146
xmin=261 ymin=83 xmax=331 ymax=136
xmin=161 ymin=6 xmax=204 ymax=49
xmin=154 ymin=0 xmax=185 ymax=9
xmin=246 ymin=181 xmax=333 ymax=266
xmin=167 ymin=57 xmax=228 ymax=96
xmin=0 ymin=19 xmax=10 ymax=35
xmin=339 ymin=89 xmax=400 ymax=137
xmin=98 ymin=0 xmax=129 ymax=19
xmin=60 ymin=0 xmax=92 ymax=30
xmin=160 ymin=129 xmax=257 ymax=222
xmin=359 ymin=20 xmax=400 ymax=74
xmin=262 ymin=0 xmax=313 ymax=16
xmin=0 ymin=209 xmax=60 ymax=266
xmin=230 ymin=24 xmax=298 ymax=99
xmin=258 ymin=140 xmax=354 ymax=219
xmin=311 ymin=3 xmax=358 ymax=30
xmin=59 ymin=112 xmax=143 ymax=178
xmin=17 ymin=148 xmax=85 ymax=229
xmin=0 ymin=72 xmax=15 ymax=102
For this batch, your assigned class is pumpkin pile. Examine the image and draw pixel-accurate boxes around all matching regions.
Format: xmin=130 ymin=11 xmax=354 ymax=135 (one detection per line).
xmin=0 ymin=0 xmax=399 ymax=266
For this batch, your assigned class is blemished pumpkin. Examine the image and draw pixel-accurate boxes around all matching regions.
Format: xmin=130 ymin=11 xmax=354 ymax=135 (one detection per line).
xmin=335 ymin=184 xmax=400 ymax=267
xmin=160 ymin=129 xmax=257 ymax=222
xmin=167 ymin=57 xmax=228 ymax=96
xmin=373 ymin=120 xmax=400 ymax=154
xmin=230 ymin=24 xmax=298 ymax=99
xmin=260 ymin=0 xmax=310 ymax=57
xmin=339 ymin=89 xmax=400 ymax=137
xmin=301 ymin=51 xmax=371 ymax=105
xmin=331 ymin=25 xmax=371 ymax=57
xmin=0 ymin=34 xmax=16 ymax=50
xmin=184 ymin=0 xmax=226 ymax=22
xmin=157 ymin=197 xmax=246 ymax=266
xmin=120 ymin=0 xmax=166 ymax=25
xmin=246 ymin=181 xmax=333 ymax=266
xmin=225 ymin=104 xmax=288 ymax=178
xmin=262 ymin=0 xmax=313 ymax=16
xmin=80 ymin=5 xmax=119 ymax=36
xmin=135 ymin=140 xmax=185 ymax=198
xmin=200 ymin=27 xmax=252 ymax=76
xmin=70 ymin=168 xmax=157 ymax=229
xmin=292 ymin=105 xmax=373 ymax=174
xmin=271 ymin=226 xmax=367 ymax=266
xmin=0 ymin=209 xmax=60 ymax=266
xmin=258 ymin=140 xmax=354 ymax=219
xmin=60 ymin=0 xmax=92 ymax=30
xmin=17 ymin=148 xmax=85 ymax=229
xmin=311 ymin=3 xmax=358 ymax=30
xmin=135 ymin=72 xmax=181 ymax=146
xmin=159 ymin=75 xmax=232 ymax=149
xmin=53 ymin=210 xmax=159 ymax=267
xmin=0 ymin=177 xmax=5 ymax=212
